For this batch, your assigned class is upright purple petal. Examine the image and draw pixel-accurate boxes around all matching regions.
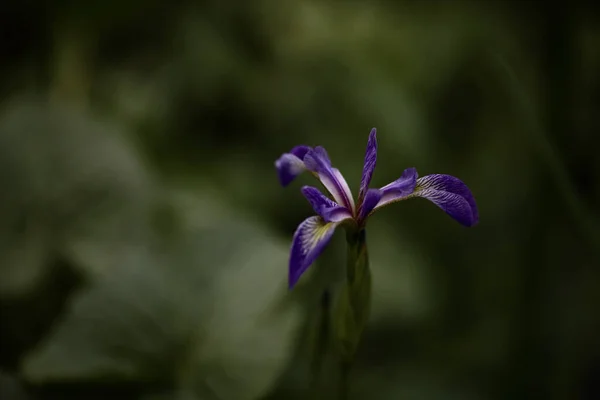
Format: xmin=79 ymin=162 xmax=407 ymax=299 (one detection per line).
xmin=412 ymin=174 xmax=478 ymax=227
xmin=303 ymin=146 xmax=356 ymax=213
xmin=275 ymin=145 xmax=312 ymax=186
xmin=301 ymin=186 xmax=353 ymax=223
xmin=372 ymin=167 xmax=418 ymax=210
xmin=357 ymin=188 xmax=382 ymax=223
xmin=289 ymin=216 xmax=339 ymax=288
xmin=358 ymin=128 xmax=378 ymax=204
xmin=358 ymin=128 xmax=378 ymax=198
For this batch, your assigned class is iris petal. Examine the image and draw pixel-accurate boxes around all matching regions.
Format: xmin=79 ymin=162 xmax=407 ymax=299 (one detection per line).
xmin=275 ymin=145 xmax=312 ymax=186
xmin=303 ymin=146 xmax=356 ymax=213
xmin=358 ymin=128 xmax=378 ymax=205
xmin=358 ymin=188 xmax=382 ymax=222
xmin=413 ymin=174 xmax=479 ymax=227
xmin=372 ymin=171 xmax=478 ymax=227
xmin=372 ymin=167 xmax=418 ymax=210
xmin=289 ymin=216 xmax=340 ymax=288
xmin=301 ymin=186 xmax=353 ymax=223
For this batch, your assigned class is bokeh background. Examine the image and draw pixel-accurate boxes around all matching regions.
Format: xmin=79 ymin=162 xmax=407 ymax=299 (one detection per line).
xmin=1 ymin=1 xmax=599 ymax=399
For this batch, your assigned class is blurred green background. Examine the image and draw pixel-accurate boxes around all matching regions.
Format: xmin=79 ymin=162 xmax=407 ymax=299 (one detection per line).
xmin=0 ymin=1 xmax=599 ymax=399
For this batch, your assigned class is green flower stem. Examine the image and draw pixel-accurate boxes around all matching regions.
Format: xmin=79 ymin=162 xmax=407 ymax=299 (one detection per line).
xmin=333 ymin=228 xmax=372 ymax=399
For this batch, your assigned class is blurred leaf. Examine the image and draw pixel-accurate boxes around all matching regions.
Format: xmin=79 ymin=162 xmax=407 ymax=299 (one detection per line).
xmin=0 ymin=371 xmax=29 ymax=400
xmin=0 ymin=97 xmax=153 ymax=298
xmin=352 ymin=367 xmax=482 ymax=400
xmin=22 ymin=189 xmax=302 ymax=400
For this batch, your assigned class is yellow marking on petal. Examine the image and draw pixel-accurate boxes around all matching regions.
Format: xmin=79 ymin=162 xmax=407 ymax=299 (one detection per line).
xmin=299 ymin=218 xmax=338 ymax=255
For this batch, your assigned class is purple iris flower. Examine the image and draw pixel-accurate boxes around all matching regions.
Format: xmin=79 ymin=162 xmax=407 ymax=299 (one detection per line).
xmin=276 ymin=128 xmax=478 ymax=288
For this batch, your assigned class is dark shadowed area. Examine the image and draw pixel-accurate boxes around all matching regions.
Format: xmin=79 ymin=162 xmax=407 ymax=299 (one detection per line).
xmin=1 ymin=1 xmax=599 ymax=399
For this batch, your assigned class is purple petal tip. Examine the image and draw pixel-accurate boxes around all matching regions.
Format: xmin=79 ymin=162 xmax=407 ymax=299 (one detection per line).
xmin=415 ymin=174 xmax=478 ymax=227
xmin=275 ymin=145 xmax=312 ymax=187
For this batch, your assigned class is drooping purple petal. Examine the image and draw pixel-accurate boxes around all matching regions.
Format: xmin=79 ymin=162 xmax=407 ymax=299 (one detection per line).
xmin=412 ymin=174 xmax=478 ymax=227
xmin=358 ymin=188 xmax=382 ymax=222
xmin=372 ymin=167 xmax=418 ymax=210
xmin=301 ymin=186 xmax=353 ymax=223
xmin=303 ymin=146 xmax=355 ymax=213
xmin=358 ymin=128 xmax=378 ymax=205
xmin=275 ymin=145 xmax=312 ymax=186
xmin=302 ymin=185 xmax=338 ymax=210
xmin=289 ymin=216 xmax=339 ymax=288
